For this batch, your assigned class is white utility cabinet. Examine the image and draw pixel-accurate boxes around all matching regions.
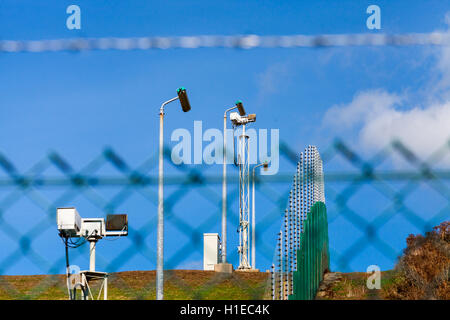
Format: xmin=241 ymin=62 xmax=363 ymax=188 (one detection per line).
xmin=203 ymin=233 xmax=220 ymax=271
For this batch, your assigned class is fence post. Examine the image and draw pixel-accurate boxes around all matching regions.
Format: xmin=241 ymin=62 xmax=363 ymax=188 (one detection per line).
xmin=278 ymin=231 xmax=282 ymax=300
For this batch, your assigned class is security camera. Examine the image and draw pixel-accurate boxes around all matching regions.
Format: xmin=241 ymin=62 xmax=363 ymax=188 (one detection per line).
xmin=230 ymin=112 xmax=257 ymax=126
xmin=57 ymin=208 xmax=128 ymax=239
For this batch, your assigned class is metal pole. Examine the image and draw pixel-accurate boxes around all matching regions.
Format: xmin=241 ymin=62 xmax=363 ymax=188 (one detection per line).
xmin=64 ymin=239 xmax=72 ymax=300
xmin=289 ymin=187 xmax=294 ymax=295
xmin=81 ymin=274 xmax=86 ymax=300
xmin=251 ymin=163 xmax=264 ymax=269
xmin=157 ymin=110 xmax=164 ymax=300
xmin=301 ymin=152 xmax=305 ymax=232
xmin=156 ymin=96 xmax=179 ymax=301
xmin=252 ymin=166 xmax=256 ymax=269
xmin=294 ymin=162 xmax=300 ymax=271
xmin=284 ymin=209 xmax=288 ymax=299
xmin=104 ymin=277 xmax=108 ymax=300
xmin=221 ymin=105 xmax=239 ymax=264
xmin=246 ymin=128 xmax=250 ymax=269
xmin=278 ymin=231 xmax=282 ymax=300
xmin=222 ymin=114 xmax=227 ymax=263
xmin=293 ymin=166 xmax=297 ymax=272
xmin=89 ymin=240 xmax=96 ymax=272
xmin=271 ymin=263 xmax=275 ymax=300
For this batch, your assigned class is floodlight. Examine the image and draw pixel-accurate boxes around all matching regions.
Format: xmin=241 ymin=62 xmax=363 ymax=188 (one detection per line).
xmin=106 ymin=214 xmax=128 ymax=231
xmin=247 ymin=114 xmax=256 ymax=122
xmin=177 ymin=87 xmax=191 ymax=112
xmin=235 ymin=100 xmax=246 ymax=116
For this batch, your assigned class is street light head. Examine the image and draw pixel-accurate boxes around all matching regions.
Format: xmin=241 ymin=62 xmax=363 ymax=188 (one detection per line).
xmin=263 ymin=162 xmax=269 ymax=171
xmin=235 ymin=100 xmax=246 ymax=116
xmin=177 ymin=87 xmax=191 ymax=112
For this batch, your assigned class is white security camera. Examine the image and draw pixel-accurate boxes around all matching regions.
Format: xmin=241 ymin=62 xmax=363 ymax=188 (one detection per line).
xmin=230 ymin=112 xmax=256 ymax=126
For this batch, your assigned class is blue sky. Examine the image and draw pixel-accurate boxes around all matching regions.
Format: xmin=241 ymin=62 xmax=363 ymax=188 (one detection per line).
xmin=0 ymin=1 xmax=450 ymax=276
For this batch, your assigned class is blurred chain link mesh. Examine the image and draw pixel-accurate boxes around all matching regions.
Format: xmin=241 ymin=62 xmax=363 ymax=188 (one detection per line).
xmin=2 ymin=32 xmax=450 ymax=53
xmin=0 ymin=138 xmax=448 ymax=299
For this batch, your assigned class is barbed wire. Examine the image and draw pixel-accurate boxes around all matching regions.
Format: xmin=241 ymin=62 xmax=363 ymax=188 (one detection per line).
xmin=2 ymin=32 xmax=450 ymax=53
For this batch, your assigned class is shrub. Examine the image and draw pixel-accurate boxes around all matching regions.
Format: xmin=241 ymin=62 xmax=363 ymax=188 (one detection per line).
xmin=385 ymin=221 xmax=449 ymax=300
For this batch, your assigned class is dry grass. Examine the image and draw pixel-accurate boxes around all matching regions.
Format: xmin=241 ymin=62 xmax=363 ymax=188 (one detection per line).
xmin=316 ymin=271 xmax=395 ymax=300
xmin=1 ymin=223 xmax=447 ymax=300
xmin=316 ymin=222 xmax=449 ymax=300
xmin=383 ymin=221 xmax=449 ymax=300
xmin=0 ymin=270 xmax=270 ymax=300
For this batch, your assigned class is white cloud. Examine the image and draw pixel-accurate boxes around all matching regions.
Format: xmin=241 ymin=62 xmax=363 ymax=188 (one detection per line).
xmin=362 ymin=99 xmax=450 ymax=152
xmin=324 ymin=89 xmax=450 ymax=162
xmin=323 ymin=21 xmax=450 ymax=163
xmin=324 ymin=90 xmax=403 ymax=130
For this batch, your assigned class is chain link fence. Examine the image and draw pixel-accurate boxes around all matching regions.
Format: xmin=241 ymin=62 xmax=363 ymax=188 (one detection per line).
xmin=0 ymin=138 xmax=449 ymax=299
xmin=2 ymin=32 xmax=450 ymax=53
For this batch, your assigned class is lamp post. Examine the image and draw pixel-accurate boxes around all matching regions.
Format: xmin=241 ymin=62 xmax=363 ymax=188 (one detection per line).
xmin=157 ymin=87 xmax=191 ymax=300
xmin=251 ymin=161 xmax=268 ymax=269
xmin=221 ymin=101 xmax=245 ymax=264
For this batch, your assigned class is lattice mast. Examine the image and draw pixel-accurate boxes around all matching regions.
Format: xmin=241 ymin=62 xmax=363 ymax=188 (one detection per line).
xmin=237 ymin=125 xmax=251 ymax=269
xmin=230 ymin=110 xmax=256 ymax=270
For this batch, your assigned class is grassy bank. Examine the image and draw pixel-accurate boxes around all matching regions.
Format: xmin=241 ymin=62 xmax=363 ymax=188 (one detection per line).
xmin=0 ymin=270 xmax=270 ymax=300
